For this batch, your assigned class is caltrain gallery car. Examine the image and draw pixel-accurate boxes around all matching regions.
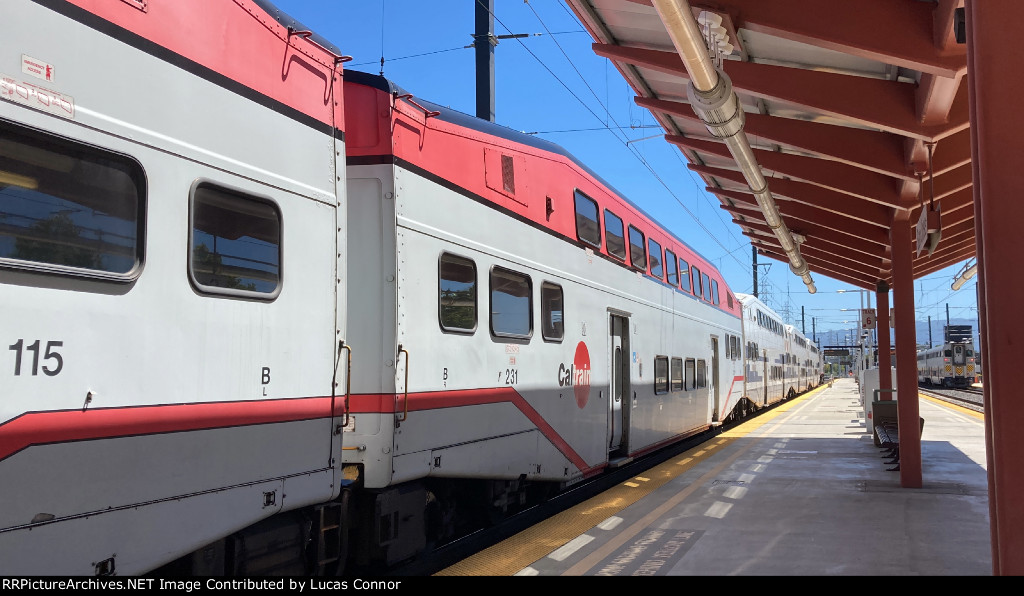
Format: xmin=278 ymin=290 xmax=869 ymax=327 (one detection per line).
xmin=917 ymin=326 xmax=977 ymax=388
xmin=0 ymin=0 xmax=818 ymax=576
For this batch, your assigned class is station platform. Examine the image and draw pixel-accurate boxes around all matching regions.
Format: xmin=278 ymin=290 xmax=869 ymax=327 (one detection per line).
xmin=437 ymin=377 xmax=991 ymax=576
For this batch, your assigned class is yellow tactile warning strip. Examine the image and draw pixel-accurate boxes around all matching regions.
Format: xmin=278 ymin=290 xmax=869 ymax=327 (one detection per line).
xmin=435 ymin=385 xmax=827 ymax=576
xmin=919 ymin=392 xmax=985 ymax=420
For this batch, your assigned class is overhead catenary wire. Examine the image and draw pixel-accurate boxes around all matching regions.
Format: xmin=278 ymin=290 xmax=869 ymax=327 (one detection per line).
xmin=505 ymin=0 xmax=753 ymax=272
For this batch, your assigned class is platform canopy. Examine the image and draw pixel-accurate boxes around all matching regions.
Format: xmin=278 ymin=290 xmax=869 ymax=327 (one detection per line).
xmin=564 ymin=0 xmax=971 ymax=292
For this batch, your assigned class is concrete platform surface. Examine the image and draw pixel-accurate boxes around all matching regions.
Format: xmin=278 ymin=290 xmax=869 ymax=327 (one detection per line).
xmin=440 ymin=377 xmax=991 ymax=576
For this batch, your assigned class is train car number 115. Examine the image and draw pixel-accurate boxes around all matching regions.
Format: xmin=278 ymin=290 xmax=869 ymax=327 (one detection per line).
xmin=8 ymin=339 xmax=64 ymax=376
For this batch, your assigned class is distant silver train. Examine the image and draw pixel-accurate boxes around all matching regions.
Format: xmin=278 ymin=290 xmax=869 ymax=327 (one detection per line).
xmin=0 ymin=0 xmax=821 ymax=576
xmin=917 ymin=341 xmax=977 ymax=388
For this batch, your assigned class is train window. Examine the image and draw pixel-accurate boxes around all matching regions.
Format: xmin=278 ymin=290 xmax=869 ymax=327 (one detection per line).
xmin=654 ymin=356 xmax=669 ymax=394
xmin=648 ymin=239 xmax=663 ymax=279
xmin=573 ymin=190 xmax=601 ymax=249
xmin=190 ymin=182 xmax=281 ymax=298
xmin=701 ymin=272 xmax=711 ymax=302
xmin=711 ymin=279 xmax=719 ymax=305
xmin=679 ymin=258 xmax=691 ymax=293
xmin=604 ymin=209 xmax=626 ymax=260
xmin=696 ymin=359 xmax=707 ymax=388
xmin=628 ymin=225 xmax=646 ymax=271
xmin=0 ymin=119 xmax=145 ymax=279
xmin=685 ymin=358 xmax=696 ymax=390
xmin=490 ymin=266 xmax=532 ymax=339
xmin=727 ymin=292 xmax=733 ymax=309
xmin=665 ymin=250 xmax=678 ymax=286
xmin=541 ymin=282 xmax=564 ymax=342
xmin=439 ymin=253 xmax=477 ymax=333
xmin=691 ymin=265 xmax=703 ymax=297
xmin=671 ymin=357 xmax=683 ymax=391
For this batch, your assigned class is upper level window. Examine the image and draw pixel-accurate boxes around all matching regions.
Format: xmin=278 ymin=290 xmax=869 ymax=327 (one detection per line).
xmin=701 ymin=272 xmax=711 ymax=302
xmin=541 ymin=282 xmax=564 ymax=342
xmin=574 ymin=190 xmax=601 ymax=249
xmin=665 ymin=250 xmax=678 ymax=286
xmin=711 ymin=279 xmax=720 ymax=305
xmin=691 ymin=265 xmax=703 ymax=298
xmin=439 ymin=253 xmax=477 ymax=333
xmin=628 ymin=225 xmax=646 ymax=271
xmin=190 ymin=182 xmax=281 ymax=298
xmin=490 ymin=266 xmax=532 ymax=339
xmin=679 ymin=258 xmax=691 ymax=293
xmin=648 ymin=238 xmax=663 ymax=279
xmin=0 ymin=119 xmax=145 ymax=279
xmin=604 ymin=209 xmax=626 ymax=261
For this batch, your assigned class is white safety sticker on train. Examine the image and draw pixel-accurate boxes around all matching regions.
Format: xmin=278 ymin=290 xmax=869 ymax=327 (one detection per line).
xmin=21 ymin=55 xmax=54 ymax=82
xmin=1 ymin=74 xmax=75 ymax=119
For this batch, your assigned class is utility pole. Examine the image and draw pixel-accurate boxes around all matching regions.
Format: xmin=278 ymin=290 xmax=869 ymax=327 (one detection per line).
xmin=801 ymin=305 xmax=805 ymax=335
xmin=752 ymin=246 xmax=758 ymax=298
xmin=928 ymin=315 xmax=933 ymax=347
xmin=474 ymin=0 xmax=495 ymax=122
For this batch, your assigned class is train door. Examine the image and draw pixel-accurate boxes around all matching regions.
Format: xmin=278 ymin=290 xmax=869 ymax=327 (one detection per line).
xmin=609 ymin=314 xmax=630 ymax=457
xmin=952 ymin=344 xmax=966 ymax=366
xmin=710 ymin=336 xmax=720 ymax=422
xmin=762 ymin=350 xmax=769 ymax=405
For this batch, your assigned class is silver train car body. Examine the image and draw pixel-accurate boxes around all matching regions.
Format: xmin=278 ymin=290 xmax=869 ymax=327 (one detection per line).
xmin=917 ymin=342 xmax=977 ymax=388
xmin=1 ymin=0 xmax=349 ymax=576
xmin=341 ymin=71 xmax=749 ymax=565
xmin=735 ymin=293 xmax=821 ymax=408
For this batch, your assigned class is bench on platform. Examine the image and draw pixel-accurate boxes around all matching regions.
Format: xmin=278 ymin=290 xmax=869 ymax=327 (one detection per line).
xmin=872 ymin=403 xmax=921 ymax=475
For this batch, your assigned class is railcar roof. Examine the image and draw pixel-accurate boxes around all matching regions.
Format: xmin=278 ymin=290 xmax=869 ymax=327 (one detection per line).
xmin=343 ymin=68 xmax=720 ymax=279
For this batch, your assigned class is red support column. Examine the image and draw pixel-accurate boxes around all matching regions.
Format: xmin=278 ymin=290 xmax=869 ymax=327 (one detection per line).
xmin=890 ymin=215 xmax=922 ymax=488
xmin=875 ymin=282 xmax=892 ymax=395
xmin=967 ymin=0 xmax=1024 ymax=575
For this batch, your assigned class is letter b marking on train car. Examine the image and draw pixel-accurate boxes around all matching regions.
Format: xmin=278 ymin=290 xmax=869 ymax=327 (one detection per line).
xmin=262 ymin=367 xmax=271 ymax=395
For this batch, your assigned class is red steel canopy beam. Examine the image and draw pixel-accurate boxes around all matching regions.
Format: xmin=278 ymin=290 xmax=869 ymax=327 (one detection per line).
xmin=691 ymin=163 xmax=894 ymax=227
xmin=669 ymin=134 xmax=902 ymax=206
xmin=727 ymin=213 xmax=886 ymax=260
xmin=756 ymin=249 xmax=874 ymax=289
xmin=637 ymin=96 xmax=914 ymax=181
xmin=622 ymin=0 xmax=966 ymax=76
xmin=595 ymin=44 xmax=969 ymax=140
xmin=751 ymin=236 xmax=888 ymax=279
xmin=712 ymin=187 xmax=891 ymax=246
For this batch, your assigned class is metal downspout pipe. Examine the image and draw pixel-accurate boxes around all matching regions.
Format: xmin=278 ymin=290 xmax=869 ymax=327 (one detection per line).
xmin=650 ymin=0 xmax=816 ymax=293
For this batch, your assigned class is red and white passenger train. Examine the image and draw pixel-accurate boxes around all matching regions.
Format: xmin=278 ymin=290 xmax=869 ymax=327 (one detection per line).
xmin=0 ymin=0 xmax=820 ymax=575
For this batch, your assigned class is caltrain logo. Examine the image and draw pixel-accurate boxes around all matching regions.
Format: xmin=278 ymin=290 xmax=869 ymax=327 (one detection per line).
xmin=558 ymin=341 xmax=592 ymax=409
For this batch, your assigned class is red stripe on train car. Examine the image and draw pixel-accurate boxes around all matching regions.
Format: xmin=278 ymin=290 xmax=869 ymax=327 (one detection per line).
xmin=0 ymin=396 xmax=334 ymax=463
xmin=348 ymin=387 xmax=594 ymax=475
xmin=719 ymin=375 xmax=746 ymax=415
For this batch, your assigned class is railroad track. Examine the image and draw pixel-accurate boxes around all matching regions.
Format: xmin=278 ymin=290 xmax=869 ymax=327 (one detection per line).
xmin=918 ymin=384 xmax=984 ymax=413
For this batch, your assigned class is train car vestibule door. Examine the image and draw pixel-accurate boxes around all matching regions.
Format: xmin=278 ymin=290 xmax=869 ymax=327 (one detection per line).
xmin=609 ymin=314 xmax=630 ymax=457
xmin=711 ymin=337 xmax=720 ymax=422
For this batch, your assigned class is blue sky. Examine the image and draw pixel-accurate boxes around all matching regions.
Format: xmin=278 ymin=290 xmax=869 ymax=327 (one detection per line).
xmin=272 ymin=0 xmax=980 ymax=342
